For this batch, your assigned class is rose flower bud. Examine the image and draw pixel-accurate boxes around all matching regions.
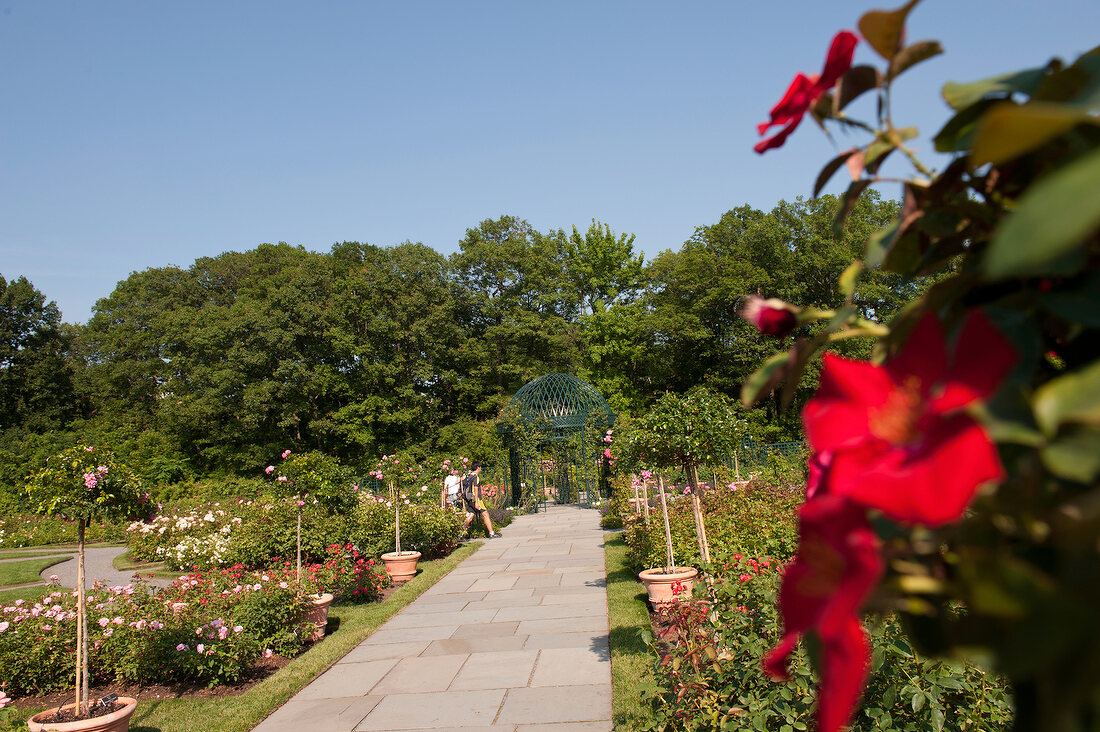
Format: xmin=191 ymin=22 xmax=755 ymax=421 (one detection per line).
xmin=742 ymin=295 xmax=798 ymax=338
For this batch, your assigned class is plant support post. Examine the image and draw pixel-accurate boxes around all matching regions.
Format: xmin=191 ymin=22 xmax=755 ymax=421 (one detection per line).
xmin=76 ymin=519 xmax=87 ymax=714
xmin=657 ymin=475 xmax=675 ymax=574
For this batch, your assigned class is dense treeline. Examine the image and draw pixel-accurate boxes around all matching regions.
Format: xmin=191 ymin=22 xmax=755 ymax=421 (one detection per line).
xmin=1 ymin=191 xmax=925 ymax=489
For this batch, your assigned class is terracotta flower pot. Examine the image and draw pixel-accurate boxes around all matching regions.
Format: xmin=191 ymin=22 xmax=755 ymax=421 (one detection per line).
xmin=381 ymin=550 xmax=421 ymax=582
xmin=305 ymin=592 xmax=334 ymax=642
xmin=28 ymin=696 xmax=137 ymax=732
xmin=638 ymin=566 xmax=699 ymax=605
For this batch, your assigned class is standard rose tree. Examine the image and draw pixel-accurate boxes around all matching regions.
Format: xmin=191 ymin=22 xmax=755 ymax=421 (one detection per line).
xmin=746 ymin=1 xmax=1100 ymax=730
xmin=266 ymin=450 xmax=353 ymax=583
xmin=24 ymin=442 xmax=149 ymax=720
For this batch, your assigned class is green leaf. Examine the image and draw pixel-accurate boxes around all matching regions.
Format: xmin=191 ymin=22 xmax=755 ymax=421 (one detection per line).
xmin=933 ymin=98 xmax=1001 ymax=153
xmin=835 ymin=65 xmax=881 ymax=111
xmin=839 ymin=261 xmax=863 ymax=298
xmin=912 ymin=690 xmax=926 ymax=712
xmin=972 ymin=101 xmax=1098 ymax=166
xmin=942 ymin=67 xmax=1048 ymax=111
xmin=1041 ymin=425 xmax=1100 ymax=483
xmin=865 ymin=219 xmax=902 ymax=268
xmin=858 ymin=0 xmax=919 ymax=61
xmin=740 ymin=350 xmax=790 ymax=407
xmin=888 ymin=40 xmax=943 ymax=81
xmin=984 ymin=145 xmax=1100 ymax=279
xmin=931 ymin=705 xmax=946 ymax=732
xmin=1035 ymin=47 xmax=1100 ymax=109
xmin=833 ymin=180 xmax=872 ymax=238
xmin=814 ymin=149 xmax=859 ymax=198
xmin=1033 ymin=359 xmax=1100 ymax=435
xmin=1041 ymin=271 xmax=1100 ymax=327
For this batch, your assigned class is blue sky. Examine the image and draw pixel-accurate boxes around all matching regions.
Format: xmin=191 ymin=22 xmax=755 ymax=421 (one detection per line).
xmin=3 ymin=1 xmax=1098 ymax=323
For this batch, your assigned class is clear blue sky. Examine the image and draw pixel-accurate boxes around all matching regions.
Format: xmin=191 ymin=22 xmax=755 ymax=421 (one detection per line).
xmin=3 ymin=1 xmax=1097 ymax=323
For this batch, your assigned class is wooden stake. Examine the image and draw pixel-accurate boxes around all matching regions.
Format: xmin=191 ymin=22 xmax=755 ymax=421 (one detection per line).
xmin=686 ymin=464 xmax=710 ymax=565
xmin=657 ymin=475 xmax=675 ymax=574
xmin=76 ymin=519 xmax=88 ymax=713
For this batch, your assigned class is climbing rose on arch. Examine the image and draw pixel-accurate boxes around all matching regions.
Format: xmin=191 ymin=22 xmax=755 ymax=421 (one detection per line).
xmin=802 ymin=310 xmax=1016 ymax=526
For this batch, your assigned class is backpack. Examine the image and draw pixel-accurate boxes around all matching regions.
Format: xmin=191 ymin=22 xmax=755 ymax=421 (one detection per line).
xmin=460 ymin=474 xmax=477 ymax=502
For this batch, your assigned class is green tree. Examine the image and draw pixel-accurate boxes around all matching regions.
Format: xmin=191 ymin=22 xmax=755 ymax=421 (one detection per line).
xmin=326 ymin=241 xmax=462 ymax=457
xmin=0 ymin=274 xmax=79 ymax=431
xmin=563 ymin=219 xmax=645 ymax=315
xmin=450 ymin=216 xmax=580 ymax=419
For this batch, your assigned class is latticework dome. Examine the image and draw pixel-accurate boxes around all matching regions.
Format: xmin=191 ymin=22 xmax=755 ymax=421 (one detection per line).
xmin=504 ymin=373 xmax=614 ymax=434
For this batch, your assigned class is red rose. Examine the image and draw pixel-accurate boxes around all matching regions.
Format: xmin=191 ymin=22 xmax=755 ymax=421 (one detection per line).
xmin=764 ymin=494 xmax=882 ymax=732
xmin=803 ymin=310 xmax=1015 ymax=526
xmin=742 ymin=295 xmax=798 ymax=338
xmin=754 ymin=31 xmax=859 ymax=153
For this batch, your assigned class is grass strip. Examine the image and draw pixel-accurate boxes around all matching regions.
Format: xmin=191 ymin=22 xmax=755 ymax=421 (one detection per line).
xmin=112 ymin=550 xmax=166 ymax=574
xmin=0 ymin=585 xmax=57 ymax=604
xmin=0 ymin=550 xmax=73 ymax=560
xmin=605 ymin=531 xmax=655 ymax=731
xmin=19 ymin=543 xmax=480 ymax=732
xmin=0 ymin=556 xmax=70 ymax=588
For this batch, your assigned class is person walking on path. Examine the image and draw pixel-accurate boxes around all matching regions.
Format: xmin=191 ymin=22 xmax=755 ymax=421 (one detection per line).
xmin=440 ymin=469 xmax=462 ymax=509
xmin=461 ymin=462 xmax=501 ymax=538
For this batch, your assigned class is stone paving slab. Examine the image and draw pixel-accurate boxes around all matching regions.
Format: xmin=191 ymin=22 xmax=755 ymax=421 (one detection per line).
xmin=251 ymin=505 xmax=612 ymax=732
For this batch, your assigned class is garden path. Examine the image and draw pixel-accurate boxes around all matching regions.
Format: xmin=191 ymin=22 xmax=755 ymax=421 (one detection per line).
xmin=44 ymin=547 xmax=174 ymax=589
xmin=252 ymin=503 xmax=613 ymax=732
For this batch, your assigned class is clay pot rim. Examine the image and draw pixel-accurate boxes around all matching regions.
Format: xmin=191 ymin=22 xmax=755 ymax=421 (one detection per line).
xmin=28 ymin=695 xmax=137 ymax=731
xmin=638 ymin=566 xmax=698 ymax=580
xmin=381 ymin=550 xmax=422 ymax=559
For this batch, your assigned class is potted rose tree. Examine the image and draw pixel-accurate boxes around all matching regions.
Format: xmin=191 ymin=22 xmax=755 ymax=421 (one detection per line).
xmin=266 ymin=450 xmax=354 ymax=641
xmin=370 ymin=453 xmax=422 ymax=582
xmin=24 ymin=442 xmax=149 ymax=732
xmin=630 ymin=388 xmax=745 ymax=600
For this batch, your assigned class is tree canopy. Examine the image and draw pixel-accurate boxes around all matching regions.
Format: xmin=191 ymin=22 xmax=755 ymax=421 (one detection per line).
xmin=1 ymin=192 xmax=935 ymax=485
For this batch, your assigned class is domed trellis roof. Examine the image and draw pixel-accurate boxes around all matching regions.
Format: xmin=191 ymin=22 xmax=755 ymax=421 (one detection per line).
xmin=500 ymin=373 xmax=615 ymax=434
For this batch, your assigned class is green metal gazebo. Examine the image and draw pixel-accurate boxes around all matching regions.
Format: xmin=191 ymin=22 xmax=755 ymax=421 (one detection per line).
xmin=497 ymin=373 xmax=616 ymax=509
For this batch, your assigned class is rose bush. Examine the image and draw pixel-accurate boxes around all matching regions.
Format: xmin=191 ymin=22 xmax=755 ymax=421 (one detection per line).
xmin=640 ymin=557 xmax=1012 ymax=731
xmin=741 ymin=2 xmax=1100 ymax=729
xmin=0 ymin=573 xmax=290 ymax=694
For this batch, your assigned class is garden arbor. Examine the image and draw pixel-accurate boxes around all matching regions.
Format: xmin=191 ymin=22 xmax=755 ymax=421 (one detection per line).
xmin=497 ymin=373 xmax=615 ymax=509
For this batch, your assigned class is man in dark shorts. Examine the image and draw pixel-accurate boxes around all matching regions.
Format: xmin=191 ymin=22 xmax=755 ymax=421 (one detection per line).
xmin=461 ymin=462 xmax=501 ymax=538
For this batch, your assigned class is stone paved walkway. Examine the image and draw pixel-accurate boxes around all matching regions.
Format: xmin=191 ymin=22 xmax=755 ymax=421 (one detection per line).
xmin=252 ymin=504 xmax=613 ymax=732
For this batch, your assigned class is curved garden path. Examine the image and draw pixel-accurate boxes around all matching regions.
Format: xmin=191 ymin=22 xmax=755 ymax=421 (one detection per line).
xmin=40 ymin=547 xmax=174 ymax=589
xmin=252 ymin=504 xmax=613 ymax=732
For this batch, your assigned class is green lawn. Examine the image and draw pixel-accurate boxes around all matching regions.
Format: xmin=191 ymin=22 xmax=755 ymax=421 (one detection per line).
xmin=0 ymin=550 xmax=74 ymax=559
xmin=0 ymin=556 xmax=70 ymax=588
xmin=604 ymin=531 xmax=655 ymax=731
xmin=112 ymin=550 xmax=164 ymax=574
xmin=0 ymin=585 xmax=57 ymax=604
xmin=17 ymin=543 xmax=480 ymax=732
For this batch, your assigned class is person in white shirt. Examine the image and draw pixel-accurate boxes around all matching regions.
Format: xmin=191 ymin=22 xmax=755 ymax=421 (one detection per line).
xmin=441 ymin=471 xmax=462 ymax=509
